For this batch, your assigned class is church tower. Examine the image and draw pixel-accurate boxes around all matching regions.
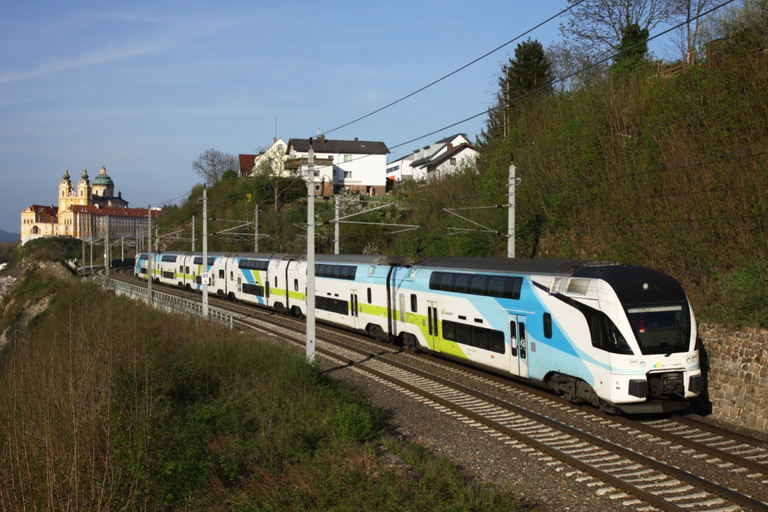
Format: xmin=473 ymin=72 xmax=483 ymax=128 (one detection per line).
xmin=92 ymin=166 xmax=115 ymax=198
xmin=76 ymin=167 xmax=91 ymax=206
xmin=58 ymin=168 xmax=73 ymax=212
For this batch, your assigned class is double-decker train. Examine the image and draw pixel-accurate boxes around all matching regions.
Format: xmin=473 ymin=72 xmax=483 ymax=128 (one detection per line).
xmin=135 ymin=251 xmax=703 ymax=414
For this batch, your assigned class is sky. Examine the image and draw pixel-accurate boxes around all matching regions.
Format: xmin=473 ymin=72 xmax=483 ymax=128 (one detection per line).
xmin=0 ymin=0 xmax=571 ymax=234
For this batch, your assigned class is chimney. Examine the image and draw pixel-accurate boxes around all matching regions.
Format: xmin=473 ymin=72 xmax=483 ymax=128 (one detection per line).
xmin=319 ymin=134 xmax=326 ymax=144
xmin=354 ymin=137 xmax=358 ymax=141
xmin=273 ymin=137 xmax=277 ymax=143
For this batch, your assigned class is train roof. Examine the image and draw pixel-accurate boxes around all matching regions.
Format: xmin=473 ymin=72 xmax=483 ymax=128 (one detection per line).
xmin=297 ymin=254 xmax=415 ymax=266
xmin=415 ymin=257 xmax=621 ymax=276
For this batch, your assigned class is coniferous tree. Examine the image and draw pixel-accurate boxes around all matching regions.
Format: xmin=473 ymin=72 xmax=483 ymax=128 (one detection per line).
xmin=611 ymin=22 xmax=651 ymax=76
xmin=480 ymin=39 xmax=553 ymax=145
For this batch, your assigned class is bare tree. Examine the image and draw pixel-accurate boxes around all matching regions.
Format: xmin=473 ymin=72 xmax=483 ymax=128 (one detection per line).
xmin=560 ymin=0 xmax=677 ymax=58
xmin=665 ymin=0 xmax=718 ymax=63
xmin=192 ymin=148 xmax=237 ymax=186
xmin=700 ymin=0 xmax=768 ymax=43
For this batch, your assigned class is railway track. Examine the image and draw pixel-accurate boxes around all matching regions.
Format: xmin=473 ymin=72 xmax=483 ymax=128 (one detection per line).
xmin=109 ymin=269 xmax=768 ymax=511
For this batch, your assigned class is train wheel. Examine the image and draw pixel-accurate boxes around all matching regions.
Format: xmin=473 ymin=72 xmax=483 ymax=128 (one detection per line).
xmin=366 ymin=324 xmax=388 ymax=342
xmin=402 ymin=333 xmax=421 ymax=353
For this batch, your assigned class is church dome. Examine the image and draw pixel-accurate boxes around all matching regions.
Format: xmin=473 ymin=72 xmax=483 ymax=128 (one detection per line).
xmin=93 ymin=166 xmax=114 ymax=187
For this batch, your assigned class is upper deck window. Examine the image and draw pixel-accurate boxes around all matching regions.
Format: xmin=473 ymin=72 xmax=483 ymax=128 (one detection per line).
xmin=429 ymin=271 xmax=522 ymax=300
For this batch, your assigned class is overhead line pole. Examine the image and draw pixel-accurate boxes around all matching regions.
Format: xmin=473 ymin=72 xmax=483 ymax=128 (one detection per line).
xmin=147 ymin=207 xmax=153 ymax=307
xmin=508 ymin=154 xmax=516 ymax=259
xmin=202 ymin=186 xmax=209 ymax=319
xmin=254 ymin=204 xmax=259 ymax=253
xmin=334 ymin=196 xmax=340 ymax=254
xmin=306 ymin=140 xmax=316 ymax=363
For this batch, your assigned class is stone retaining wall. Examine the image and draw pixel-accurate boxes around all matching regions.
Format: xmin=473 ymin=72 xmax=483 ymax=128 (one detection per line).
xmin=699 ymin=322 xmax=768 ymax=431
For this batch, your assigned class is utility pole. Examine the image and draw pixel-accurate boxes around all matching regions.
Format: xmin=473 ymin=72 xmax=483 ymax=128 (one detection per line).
xmin=507 ymin=154 xmax=516 ymax=259
xmin=202 ymin=186 xmax=209 ymax=319
xmin=306 ymin=139 xmax=316 ymax=362
xmin=147 ymin=207 xmax=153 ymax=306
xmin=254 ymin=204 xmax=259 ymax=253
xmin=334 ymin=196 xmax=340 ymax=254
xmin=192 ymin=215 xmax=196 ymax=252
xmin=155 ymin=226 xmax=159 ymax=252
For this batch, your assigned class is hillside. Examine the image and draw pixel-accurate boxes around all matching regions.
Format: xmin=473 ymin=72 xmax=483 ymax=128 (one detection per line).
xmin=155 ymin=48 xmax=767 ymax=328
xmin=0 ymin=246 xmax=521 ymax=510
xmin=0 ymin=230 xmax=19 ymax=243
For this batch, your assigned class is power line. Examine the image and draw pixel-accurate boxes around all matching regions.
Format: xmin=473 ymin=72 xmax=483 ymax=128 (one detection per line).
xmin=320 ymin=0 xmax=587 ymax=138
xmin=387 ymin=0 xmax=740 ymax=154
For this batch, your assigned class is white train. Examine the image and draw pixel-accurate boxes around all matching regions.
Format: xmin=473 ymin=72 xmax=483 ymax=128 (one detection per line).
xmin=135 ymin=251 xmax=704 ymax=414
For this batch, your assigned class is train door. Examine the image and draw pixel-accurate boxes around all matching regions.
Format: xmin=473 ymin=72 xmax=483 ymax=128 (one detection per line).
xmin=427 ymin=300 xmax=440 ymax=351
xmin=509 ymin=315 xmax=529 ymax=378
xmin=350 ymin=289 xmax=359 ymax=329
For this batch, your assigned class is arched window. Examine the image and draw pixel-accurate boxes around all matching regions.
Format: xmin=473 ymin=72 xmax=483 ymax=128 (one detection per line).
xmin=32 ymin=225 xmax=40 ymax=234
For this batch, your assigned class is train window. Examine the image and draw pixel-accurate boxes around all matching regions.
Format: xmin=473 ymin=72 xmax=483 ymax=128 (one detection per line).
xmin=443 ymin=320 xmax=505 ymax=354
xmin=544 ymin=313 xmax=552 ymax=339
xmin=230 ymin=271 xmax=233 ymax=280
xmin=179 ymin=265 xmax=183 ymax=273
xmin=274 ymin=277 xmax=278 ymax=288
xmin=410 ymin=294 xmax=418 ymax=313
xmin=186 ymin=266 xmax=190 ymax=274
xmin=367 ymin=288 xmax=372 ymax=304
xmin=317 ymin=264 xmax=327 ymax=276
xmin=472 ymin=326 xmax=488 ymax=350
xmin=442 ymin=321 xmax=455 ymax=340
xmin=332 ymin=266 xmax=342 ymax=278
xmin=489 ymin=330 xmax=505 ymax=353
xmin=456 ymin=323 xmax=470 ymax=344
xmin=488 ymin=276 xmax=505 ymax=296
xmin=470 ymin=275 xmax=487 ymax=295
xmin=430 ymin=271 xmax=522 ymax=300
xmin=219 ymin=270 xmax=224 ymax=279
xmin=503 ymin=277 xmax=523 ymax=299
xmin=239 ymin=259 xmax=269 ymax=271
xmin=454 ymin=274 xmax=470 ymax=293
xmin=294 ymin=279 xmax=299 ymax=291
xmin=586 ymin=310 xmax=632 ymax=355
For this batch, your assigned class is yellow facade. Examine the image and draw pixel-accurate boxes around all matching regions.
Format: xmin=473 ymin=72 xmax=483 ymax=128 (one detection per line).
xmin=21 ymin=167 xmax=154 ymax=245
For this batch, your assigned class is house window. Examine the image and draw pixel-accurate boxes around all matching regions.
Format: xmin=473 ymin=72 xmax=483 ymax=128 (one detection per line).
xmin=450 ymin=158 xmax=457 ymax=165
xmin=343 ymin=155 xmax=352 ymax=162
xmin=344 ymin=171 xmax=352 ymax=179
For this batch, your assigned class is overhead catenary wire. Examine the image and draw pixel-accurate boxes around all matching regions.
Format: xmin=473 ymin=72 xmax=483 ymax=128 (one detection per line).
xmin=320 ymin=0 xmax=588 ymax=138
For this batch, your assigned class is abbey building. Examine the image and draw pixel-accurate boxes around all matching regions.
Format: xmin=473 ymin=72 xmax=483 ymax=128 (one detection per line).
xmin=21 ymin=166 xmax=159 ymax=245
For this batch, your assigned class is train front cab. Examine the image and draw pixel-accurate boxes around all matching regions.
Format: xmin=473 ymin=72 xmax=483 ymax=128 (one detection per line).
xmin=572 ymin=267 xmax=704 ymax=414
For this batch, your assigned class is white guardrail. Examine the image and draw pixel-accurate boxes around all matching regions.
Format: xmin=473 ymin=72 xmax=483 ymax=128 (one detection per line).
xmin=103 ymin=278 xmax=234 ymax=330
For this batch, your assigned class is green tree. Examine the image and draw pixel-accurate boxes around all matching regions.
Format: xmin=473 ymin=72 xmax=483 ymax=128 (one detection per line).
xmin=611 ymin=22 xmax=651 ymax=76
xmin=480 ymin=39 xmax=553 ymax=144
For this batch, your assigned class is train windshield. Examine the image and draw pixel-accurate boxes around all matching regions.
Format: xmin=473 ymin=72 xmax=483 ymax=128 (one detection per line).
xmin=627 ymin=304 xmax=690 ymax=355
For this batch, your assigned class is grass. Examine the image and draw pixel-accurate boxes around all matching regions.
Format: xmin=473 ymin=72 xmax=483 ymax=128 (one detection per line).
xmin=0 ymin=278 xmax=523 ymax=511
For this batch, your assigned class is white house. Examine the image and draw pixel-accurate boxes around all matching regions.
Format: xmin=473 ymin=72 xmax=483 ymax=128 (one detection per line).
xmin=286 ymin=135 xmax=389 ymax=196
xmin=252 ymin=138 xmax=289 ymax=176
xmin=386 ymin=133 xmax=477 ymax=183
